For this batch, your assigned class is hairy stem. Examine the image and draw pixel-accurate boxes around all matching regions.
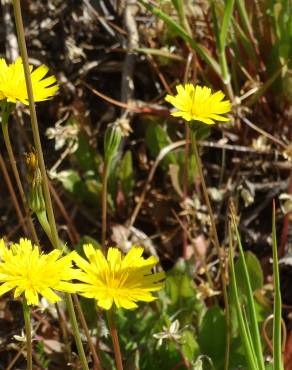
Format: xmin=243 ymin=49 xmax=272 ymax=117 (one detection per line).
xmin=22 ymin=299 xmax=32 ymax=370
xmin=107 ymin=309 xmax=123 ymax=370
xmin=190 ymin=130 xmax=230 ymax=370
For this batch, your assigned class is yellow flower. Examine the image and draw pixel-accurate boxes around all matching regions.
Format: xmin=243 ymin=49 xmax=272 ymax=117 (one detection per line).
xmin=73 ymin=245 xmax=165 ymax=310
xmin=165 ymin=84 xmax=231 ymax=124
xmin=0 ymin=238 xmax=77 ymax=305
xmin=0 ymin=57 xmax=58 ymax=105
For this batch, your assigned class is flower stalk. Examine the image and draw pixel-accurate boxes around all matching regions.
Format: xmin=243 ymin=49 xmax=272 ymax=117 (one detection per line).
xmin=107 ymin=309 xmax=123 ymax=370
xmin=12 ymin=1 xmax=90 ymax=368
xmin=190 ymin=127 xmax=230 ymax=370
xmin=22 ymin=298 xmax=32 ymax=370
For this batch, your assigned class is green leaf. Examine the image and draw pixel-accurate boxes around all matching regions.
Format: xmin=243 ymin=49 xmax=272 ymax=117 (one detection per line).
xmin=181 ymin=330 xmax=199 ymax=361
xmin=198 ymin=306 xmax=226 ymax=370
xmin=235 ymin=251 xmax=264 ymax=294
xmin=145 ymin=122 xmax=177 ymax=170
xmin=75 ymin=133 xmax=99 ymax=173
xmin=232 ymin=216 xmax=265 ymax=370
xmin=79 ymin=297 xmax=97 ymax=329
xmin=119 ymin=150 xmax=134 ymax=198
xmin=229 ymin=234 xmax=259 ymax=370
xmin=56 ymin=169 xmax=81 ymax=194
xmin=138 ymin=0 xmax=221 ymax=76
xmin=166 ymin=272 xmax=194 ymax=304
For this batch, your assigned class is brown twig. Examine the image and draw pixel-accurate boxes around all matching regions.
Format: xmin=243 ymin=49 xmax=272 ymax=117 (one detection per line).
xmin=0 ymin=153 xmax=28 ymax=234
xmin=49 ymin=181 xmax=80 ymax=244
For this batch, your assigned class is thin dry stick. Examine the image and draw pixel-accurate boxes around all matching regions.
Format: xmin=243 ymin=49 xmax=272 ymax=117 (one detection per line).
xmin=1 ymin=121 xmax=39 ymax=244
xmin=6 ymin=344 xmax=26 ymax=370
xmin=49 ymin=181 xmax=80 ymax=244
xmin=55 ymin=302 xmax=72 ymax=364
xmin=262 ymin=314 xmax=287 ymax=358
xmin=128 ymin=140 xmax=186 ymax=229
xmin=0 ymin=152 xmax=27 ymax=234
xmin=239 ymin=114 xmax=286 ymax=149
xmin=72 ymin=294 xmax=103 ymax=370
xmin=172 ymin=209 xmax=214 ymax=289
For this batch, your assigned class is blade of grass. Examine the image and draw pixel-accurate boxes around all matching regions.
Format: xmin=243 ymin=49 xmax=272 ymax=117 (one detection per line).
xmin=211 ymin=0 xmax=234 ymax=98
xmin=272 ymin=201 xmax=284 ymax=370
xmin=170 ymin=0 xmax=191 ymax=35
xmin=235 ymin=0 xmax=258 ymax=48
xmin=231 ymin=212 xmax=265 ymax=370
xmin=229 ymin=223 xmax=259 ymax=370
xmin=219 ymin=0 xmax=235 ymax=51
xmin=138 ymin=0 xmax=221 ymax=76
xmin=232 ymin=20 xmax=257 ymax=63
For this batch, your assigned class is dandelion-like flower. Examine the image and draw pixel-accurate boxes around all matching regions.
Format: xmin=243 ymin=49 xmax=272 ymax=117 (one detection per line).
xmin=0 ymin=238 xmax=77 ymax=305
xmin=165 ymin=84 xmax=231 ymax=124
xmin=73 ymin=244 xmax=165 ymax=310
xmin=0 ymin=57 xmax=58 ymax=105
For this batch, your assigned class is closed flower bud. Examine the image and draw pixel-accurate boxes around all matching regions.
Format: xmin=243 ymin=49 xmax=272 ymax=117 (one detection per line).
xmin=25 ymin=150 xmax=45 ymax=213
xmin=28 ymin=182 xmax=46 ymax=214
xmin=104 ymin=124 xmax=122 ymax=164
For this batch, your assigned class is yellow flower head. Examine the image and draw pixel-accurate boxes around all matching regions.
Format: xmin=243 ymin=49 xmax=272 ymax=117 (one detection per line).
xmin=73 ymin=245 xmax=165 ymax=310
xmin=0 ymin=238 xmax=77 ymax=305
xmin=0 ymin=57 xmax=58 ymax=105
xmin=165 ymin=84 xmax=231 ymax=124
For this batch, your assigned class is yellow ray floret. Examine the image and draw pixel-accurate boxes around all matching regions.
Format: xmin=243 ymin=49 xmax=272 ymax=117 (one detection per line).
xmin=0 ymin=57 xmax=58 ymax=105
xmin=165 ymin=84 xmax=231 ymax=124
xmin=0 ymin=238 xmax=77 ymax=305
xmin=73 ymin=244 xmax=165 ymax=310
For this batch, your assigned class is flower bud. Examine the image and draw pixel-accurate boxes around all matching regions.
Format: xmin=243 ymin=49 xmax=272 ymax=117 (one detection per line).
xmin=104 ymin=124 xmax=122 ymax=164
xmin=25 ymin=150 xmax=46 ymax=213
xmin=28 ymin=182 xmax=46 ymax=214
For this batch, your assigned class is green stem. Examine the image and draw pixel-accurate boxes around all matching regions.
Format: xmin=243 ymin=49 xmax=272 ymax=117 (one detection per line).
xmin=36 ymin=210 xmax=68 ymax=253
xmin=12 ymin=0 xmax=59 ymax=249
xmin=101 ymin=162 xmax=109 ymax=253
xmin=12 ymin=2 xmax=90 ymax=369
xmin=190 ymin=129 xmax=230 ymax=370
xmin=107 ymin=309 xmax=123 ymax=370
xmin=64 ymin=294 xmax=90 ymax=369
xmin=1 ymin=116 xmax=39 ymax=244
xmin=72 ymin=294 xmax=103 ymax=370
xmin=218 ymin=51 xmax=234 ymax=101
xmin=36 ymin=210 xmax=54 ymax=244
xmin=22 ymin=298 xmax=32 ymax=370
xmin=182 ymin=123 xmax=190 ymax=259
